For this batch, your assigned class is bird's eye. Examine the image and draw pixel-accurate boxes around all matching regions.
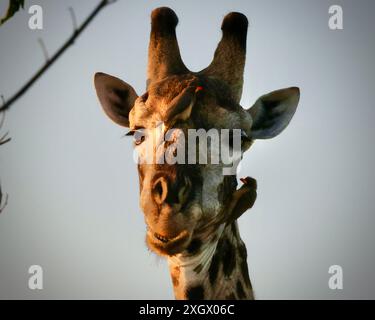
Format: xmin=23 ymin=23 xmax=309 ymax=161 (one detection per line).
xmin=227 ymin=129 xmax=251 ymax=149
xmin=126 ymin=129 xmax=146 ymax=146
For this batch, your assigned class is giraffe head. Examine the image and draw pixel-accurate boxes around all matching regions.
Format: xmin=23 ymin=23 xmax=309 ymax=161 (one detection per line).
xmin=94 ymin=7 xmax=300 ymax=257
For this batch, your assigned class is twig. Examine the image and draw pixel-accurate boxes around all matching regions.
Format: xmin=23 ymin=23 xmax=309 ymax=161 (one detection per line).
xmin=0 ymin=183 xmax=8 ymax=214
xmin=0 ymin=0 xmax=116 ymax=112
xmin=38 ymin=38 xmax=49 ymax=62
xmin=0 ymin=132 xmax=10 ymax=145
xmin=0 ymin=103 xmax=11 ymax=145
xmin=0 ymin=98 xmax=10 ymax=214
xmin=68 ymin=7 xmax=78 ymax=32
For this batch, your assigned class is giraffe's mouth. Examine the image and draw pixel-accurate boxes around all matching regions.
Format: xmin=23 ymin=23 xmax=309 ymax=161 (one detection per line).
xmin=146 ymin=228 xmax=191 ymax=256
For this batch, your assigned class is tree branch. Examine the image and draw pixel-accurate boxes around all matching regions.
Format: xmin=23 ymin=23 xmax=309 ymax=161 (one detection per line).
xmin=68 ymin=7 xmax=78 ymax=32
xmin=0 ymin=110 xmax=10 ymax=213
xmin=37 ymin=37 xmax=49 ymax=62
xmin=0 ymin=184 xmax=9 ymax=214
xmin=0 ymin=0 xmax=116 ymax=112
xmin=0 ymin=102 xmax=11 ymax=145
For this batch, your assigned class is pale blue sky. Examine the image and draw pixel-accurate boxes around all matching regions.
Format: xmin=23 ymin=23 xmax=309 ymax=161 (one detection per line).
xmin=0 ymin=0 xmax=375 ymax=299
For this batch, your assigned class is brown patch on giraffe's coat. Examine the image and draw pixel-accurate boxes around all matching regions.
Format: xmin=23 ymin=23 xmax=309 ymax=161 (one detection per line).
xmin=186 ymin=285 xmax=205 ymax=300
xmin=171 ymin=266 xmax=180 ymax=287
xmin=208 ymin=247 xmax=221 ymax=285
xmin=238 ymin=242 xmax=252 ymax=289
xmin=231 ymin=222 xmax=237 ymax=235
xmin=208 ymin=234 xmax=237 ymax=286
xmin=186 ymin=238 xmax=202 ymax=255
xmin=241 ymin=261 xmax=252 ymax=289
xmin=221 ymin=237 xmax=236 ymax=277
xmin=236 ymin=280 xmax=246 ymax=299
xmin=238 ymin=241 xmax=246 ymax=258
xmin=217 ymin=176 xmax=237 ymax=204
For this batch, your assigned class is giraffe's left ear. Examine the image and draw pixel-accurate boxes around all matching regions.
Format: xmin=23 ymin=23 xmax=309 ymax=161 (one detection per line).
xmin=94 ymin=72 xmax=138 ymax=127
xmin=248 ymin=87 xmax=300 ymax=139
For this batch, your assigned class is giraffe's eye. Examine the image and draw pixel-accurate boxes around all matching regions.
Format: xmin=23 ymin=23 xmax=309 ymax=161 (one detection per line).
xmin=134 ymin=132 xmax=145 ymax=145
xmin=126 ymin=129 xmax=146 ymax=146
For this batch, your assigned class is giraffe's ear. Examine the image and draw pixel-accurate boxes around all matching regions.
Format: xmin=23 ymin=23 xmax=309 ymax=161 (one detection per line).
xmin=94 ymin=72 xmax=138 ymax=127
xmin=248 ymin=87 xmax=300 ymax=139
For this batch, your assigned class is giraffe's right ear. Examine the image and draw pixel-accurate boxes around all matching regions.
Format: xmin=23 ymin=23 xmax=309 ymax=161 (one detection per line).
xmin=94 ymin=72 xmax=138 ymax=127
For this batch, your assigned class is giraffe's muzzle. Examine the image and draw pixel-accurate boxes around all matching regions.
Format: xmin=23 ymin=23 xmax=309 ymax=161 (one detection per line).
xmin=146 ymin=227 xmax=191 ymax=256
xmin=139 ymin=164 xmax=202 ymax=256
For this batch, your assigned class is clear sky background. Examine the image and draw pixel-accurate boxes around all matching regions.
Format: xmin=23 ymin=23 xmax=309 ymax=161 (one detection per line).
xmin=0 ymin=0 xmax=374 ymax=299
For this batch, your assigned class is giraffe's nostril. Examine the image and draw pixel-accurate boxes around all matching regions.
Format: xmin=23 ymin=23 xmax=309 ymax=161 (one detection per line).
xmin=154 ymin=181 xmax=163 ymax=197
xmin=151 ymin=174 xmax=192 ymax=207
xmin=152 ymin=177 xmax=168 ymax=205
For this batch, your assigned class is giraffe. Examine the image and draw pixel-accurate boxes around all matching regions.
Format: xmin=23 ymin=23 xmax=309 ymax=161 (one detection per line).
xmin=94 ymin=7 xmax=300 ymax=299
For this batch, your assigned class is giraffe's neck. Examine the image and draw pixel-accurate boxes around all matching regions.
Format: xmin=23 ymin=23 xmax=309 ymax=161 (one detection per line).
xmin=167 ymin=221 xmax=254 ymax=300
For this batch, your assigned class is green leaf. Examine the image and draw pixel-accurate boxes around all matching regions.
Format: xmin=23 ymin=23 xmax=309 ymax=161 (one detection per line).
xmin=0 ymin=0 xmax=25 ymax=25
